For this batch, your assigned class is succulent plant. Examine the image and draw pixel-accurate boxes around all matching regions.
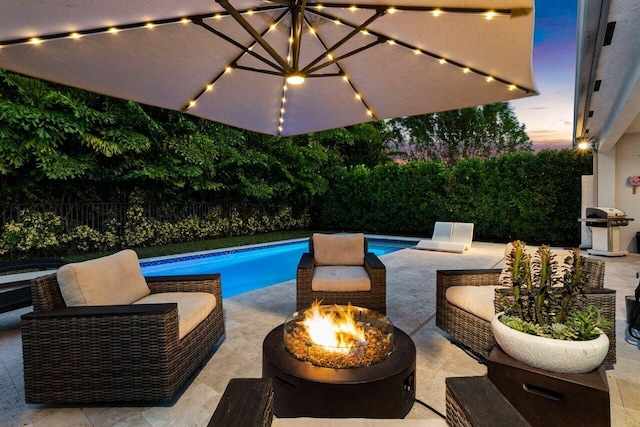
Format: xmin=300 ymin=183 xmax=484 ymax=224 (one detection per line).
xmin=498 ymin=241 xmax=611 ymax=341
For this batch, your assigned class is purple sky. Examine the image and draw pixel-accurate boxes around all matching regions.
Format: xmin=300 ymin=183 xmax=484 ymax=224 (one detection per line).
xmin=509 ymin=0 xmax=578 ymax=150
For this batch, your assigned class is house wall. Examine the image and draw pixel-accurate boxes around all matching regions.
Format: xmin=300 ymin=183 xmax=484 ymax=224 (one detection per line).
xmin=614 ymin=133 xmax=640 ymax=252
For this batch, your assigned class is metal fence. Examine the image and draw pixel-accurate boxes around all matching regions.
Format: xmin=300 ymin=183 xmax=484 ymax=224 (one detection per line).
xmin=1 ymin=202 xmax=265 ymax=233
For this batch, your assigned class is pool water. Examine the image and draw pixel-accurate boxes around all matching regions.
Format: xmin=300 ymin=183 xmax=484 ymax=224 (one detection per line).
xmin=140 ymin=239 xmax=414 ymax=298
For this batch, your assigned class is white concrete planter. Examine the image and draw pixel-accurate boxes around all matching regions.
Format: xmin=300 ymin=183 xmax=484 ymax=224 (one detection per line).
xmin=491 ymin=313 xmax=609 ymax=374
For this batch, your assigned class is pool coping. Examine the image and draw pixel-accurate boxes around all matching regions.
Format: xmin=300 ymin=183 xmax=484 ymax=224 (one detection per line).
xmin=139 ymin=234 xmax=421 ymax=268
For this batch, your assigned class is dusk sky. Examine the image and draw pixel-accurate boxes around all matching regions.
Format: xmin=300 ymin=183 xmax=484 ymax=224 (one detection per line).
xmin=509 ymin=0 xmax=578 ymax=150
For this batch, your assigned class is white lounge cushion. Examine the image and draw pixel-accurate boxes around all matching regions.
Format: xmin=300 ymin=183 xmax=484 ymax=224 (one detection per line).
xmin=416 ymin=240 xmax=467 ymax=253
xmin=274 ymin=418 xmax=446 ymax=427
xmin=57 ymin=249 xmax=150 ymax=307
xmin=432 ymin=222 xmax=454 ymax=242
xmin=450 ymin=222 xmax=474 ymax=250
xmin=312 ymin=233 xmax=365 ymax=266
xmin=134 ymin=292 xmax=216 ymax=339
xmin=445 ymin=285 xmax=507 ymax=322
xmin=312 ymin=266 xmax=371 ymax=292
xmin=415 ymin=222 xmax=473 ymax=253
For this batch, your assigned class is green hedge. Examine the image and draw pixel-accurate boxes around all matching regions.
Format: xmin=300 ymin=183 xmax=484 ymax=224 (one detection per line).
xmin=0 ymin=205 xmax=310 ymax=259
xmin=314 ymin=150 xmax=592 ymax=246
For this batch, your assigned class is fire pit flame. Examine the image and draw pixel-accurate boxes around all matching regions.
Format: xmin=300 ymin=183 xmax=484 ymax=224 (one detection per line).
xmin=302 ymin=303 xmax=366 ymax=353
xmin=284 ymin=303 xmax=394 ymax=368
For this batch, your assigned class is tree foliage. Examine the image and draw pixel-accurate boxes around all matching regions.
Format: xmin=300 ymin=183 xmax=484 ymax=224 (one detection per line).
xmin=1 ymin=70 xmax=380 ymax=207
xmin=389 ymin=102 xmax=532 ymax=164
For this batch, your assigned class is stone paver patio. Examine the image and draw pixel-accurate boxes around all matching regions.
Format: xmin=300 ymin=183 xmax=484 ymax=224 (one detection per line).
xmin=1 ymin=241 xmax=639 ymax=426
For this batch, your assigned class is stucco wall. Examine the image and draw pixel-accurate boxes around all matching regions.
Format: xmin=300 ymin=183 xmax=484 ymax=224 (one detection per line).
xmin=615 ymin=133 xmax=640 ymax=252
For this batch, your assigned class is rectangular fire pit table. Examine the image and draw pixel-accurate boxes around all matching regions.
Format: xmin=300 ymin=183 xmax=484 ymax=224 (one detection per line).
xmin=262 ymin=324 xmax=416 ymax=418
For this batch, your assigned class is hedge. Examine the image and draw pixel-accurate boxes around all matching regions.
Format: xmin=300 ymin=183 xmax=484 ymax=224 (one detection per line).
xmin=314 ymin=149 xmax=592 ymax=246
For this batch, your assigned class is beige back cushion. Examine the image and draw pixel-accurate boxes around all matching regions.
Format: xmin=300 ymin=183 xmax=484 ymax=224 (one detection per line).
xmin=312 ymin=233 xmax=365 ymax=266
xmin=57 ymin=249 xmax=151 ymax=306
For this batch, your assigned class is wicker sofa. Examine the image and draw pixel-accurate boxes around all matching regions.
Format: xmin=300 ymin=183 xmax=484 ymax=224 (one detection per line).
xmin=435 ymin=257 xmax=616 ymax=365
xmin=21 ymin=250 xmax=225 ymax=403
xmin=296 ymin=233 xmax=386 ymax=314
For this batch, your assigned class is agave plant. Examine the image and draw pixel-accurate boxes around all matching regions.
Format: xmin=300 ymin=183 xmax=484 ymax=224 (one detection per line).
xmin=498 ymin=241 xmax=611 ymax=341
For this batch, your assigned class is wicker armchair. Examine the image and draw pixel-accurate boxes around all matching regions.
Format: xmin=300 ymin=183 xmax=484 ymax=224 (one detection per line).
xmin=435 ymin=258 xmax=616 ymax=365
xmin=21 ymin=273 xmax=225 ymax=403
xmin=296 ymin=234 xmax=386 ymax=314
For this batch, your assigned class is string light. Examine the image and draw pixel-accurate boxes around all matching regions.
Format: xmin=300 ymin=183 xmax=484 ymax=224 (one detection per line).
xmin=188 ymin=100 xmax=196 ymax=108
xmin=439 ymin=58 xmax=446 ymax=64
xmin=349 ymin=6 xmax=358 ymax=11
xmin=108 ymin=27 xmax=119 ymax=34
xmin=145 ymin=22 xmax=155 ymax=29
xmin=433 ymin=9 xmax=442 ymax=17
xmin=387 ymin=39 xmax=396 ymax=45
xmin=414 ymin=49 xmax=422 ymax=55
xmin=387 ymin=7 xmax=397 ymax=14
xmin=29 ymin=38 xmax=42 ymax=45
xmin=224 ymin=66 xmax=232 ymax=73
xmin=508 ymin=84 xmax=517 ymax=91
xmin=485 ymin=11 xmax=496 ymax=20
xmin=463 ymin=67 xmax=471 ymax=73
xmin=181 ymin=18 xmax=190 ymax=24
xmin=206 ymin=84 xmax=214 ymax=91
xmin=486 ymin=76 xmax=494 ymax=82
xmin=69 ymin=32 xmax=81 ymax=39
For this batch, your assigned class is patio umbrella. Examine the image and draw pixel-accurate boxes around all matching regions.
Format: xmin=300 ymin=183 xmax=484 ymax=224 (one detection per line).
xmin=0 ymin=0 xmax=537 ymax=136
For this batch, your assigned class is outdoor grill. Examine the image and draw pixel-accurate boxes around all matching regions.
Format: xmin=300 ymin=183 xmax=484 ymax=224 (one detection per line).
xmin=579 ymin=207 xmax=634 ymax=256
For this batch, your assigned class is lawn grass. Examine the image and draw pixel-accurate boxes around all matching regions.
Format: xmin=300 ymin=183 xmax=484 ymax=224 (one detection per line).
xmin=66 ymin=230 xmax=314 ymax=262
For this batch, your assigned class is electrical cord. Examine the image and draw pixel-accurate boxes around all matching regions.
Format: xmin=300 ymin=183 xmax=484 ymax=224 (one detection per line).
xmin=414 ymin=398 xmax=446 ymax=419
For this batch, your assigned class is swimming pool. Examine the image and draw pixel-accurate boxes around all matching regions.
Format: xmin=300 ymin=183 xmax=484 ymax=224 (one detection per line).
xmin=140 ymin=238 xmax=416 ymax=298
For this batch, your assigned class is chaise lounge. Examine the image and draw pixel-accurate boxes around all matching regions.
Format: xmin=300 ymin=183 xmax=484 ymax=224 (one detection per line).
xmin=416 ymin=222 xmax=474 ymax=254
xmin=21 ymin=249 xmax=225 ymax=403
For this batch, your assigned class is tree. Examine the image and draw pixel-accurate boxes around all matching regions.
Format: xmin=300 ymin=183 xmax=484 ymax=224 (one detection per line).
xmin=388 ymin=102 xmax=532 ymax=165
xmin=309 ymin=122 xmax=391 ymax=168
xmin=0 ymin=70 xmax=334 ymax=208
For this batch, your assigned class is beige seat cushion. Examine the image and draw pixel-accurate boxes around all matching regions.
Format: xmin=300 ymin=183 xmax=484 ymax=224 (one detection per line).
xmin=312 ymin=233 xmax=365 ymax=266
xmin=312 ymin=266 xmax=371 ymax=292
xmin=134 ymin=292 xmax=216 ymax=339
xmin=273 ymin=418 xmax=446 ymax=427
xmin=445 ymin=286 xmax=507 ymax=322
xmin=57 ymin=249 xmax=150 ymax=307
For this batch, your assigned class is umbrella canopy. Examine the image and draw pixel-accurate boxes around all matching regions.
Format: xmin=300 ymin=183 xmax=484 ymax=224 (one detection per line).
xmin=0 ymin=0 xmax=537 ymax=136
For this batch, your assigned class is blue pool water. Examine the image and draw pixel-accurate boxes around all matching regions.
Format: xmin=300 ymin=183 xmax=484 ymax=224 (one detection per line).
xmin=140 ymin=238 xmax=415 ymax=298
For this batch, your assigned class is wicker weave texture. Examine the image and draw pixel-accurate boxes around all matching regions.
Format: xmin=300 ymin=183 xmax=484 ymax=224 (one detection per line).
xmin=296 ymin=237 xmax=386 ymax=314
xmin=436 ymin=259 xmax=616 ymax=365
xmin=445 ymin=381 xmax=473 ymax=427
xmin=22 ymin=273 xmax=224 ymax=403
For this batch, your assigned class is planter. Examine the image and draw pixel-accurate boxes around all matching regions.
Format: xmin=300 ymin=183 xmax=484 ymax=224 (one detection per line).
xmin=491 ymin=313 xmax=609 ymax=374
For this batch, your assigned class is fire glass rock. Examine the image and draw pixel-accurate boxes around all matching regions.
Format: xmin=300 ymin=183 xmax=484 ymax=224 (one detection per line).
xmin=283 ymin=304 xmax=394 ymax=369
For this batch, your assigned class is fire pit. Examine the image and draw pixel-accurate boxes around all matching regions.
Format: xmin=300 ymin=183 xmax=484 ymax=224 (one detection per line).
xmin=283 ymin=303 xmax=394 ymax=368
xmin=263 ymin=304 xmax=416 ymax=418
